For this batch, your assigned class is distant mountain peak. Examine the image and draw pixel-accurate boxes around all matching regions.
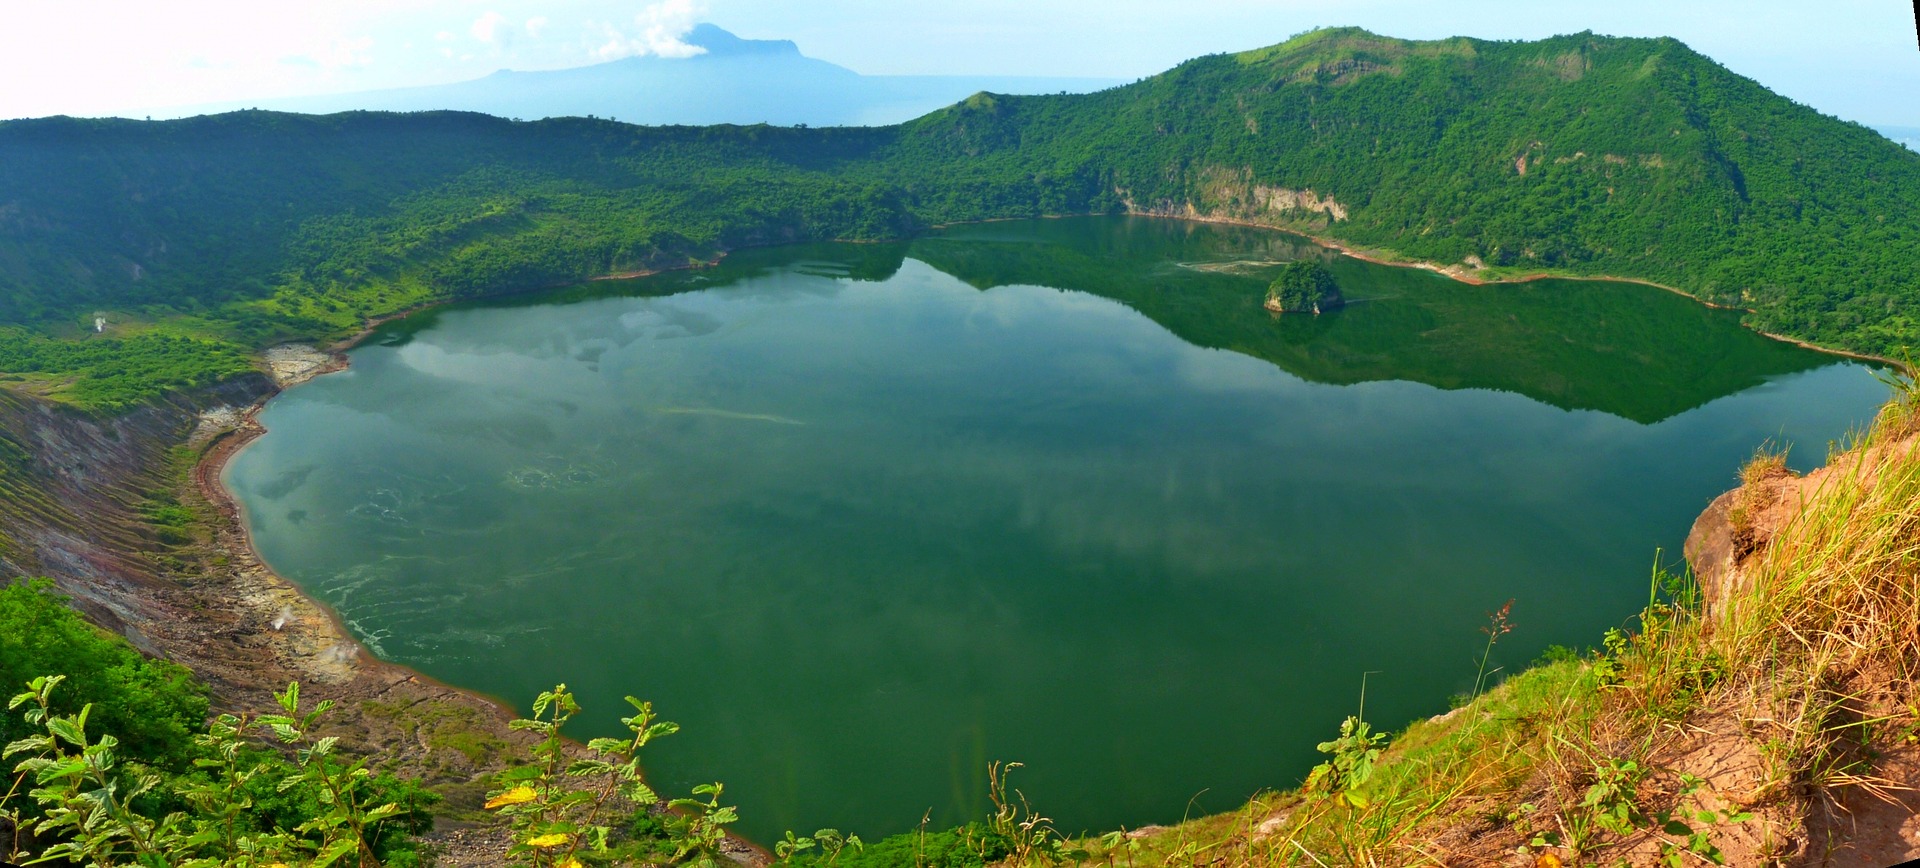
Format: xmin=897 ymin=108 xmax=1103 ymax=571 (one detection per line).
xmin=476 ymin=24 xmax=801 ymax=79
xmin=142 ymin=22 xmax=1116 ymax=127
xmin=683 ymin=24 xmax=802 ymax=59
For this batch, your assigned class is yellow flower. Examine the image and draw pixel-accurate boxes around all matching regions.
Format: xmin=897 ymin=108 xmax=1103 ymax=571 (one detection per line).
xmin=528 ymin=832 xmax=572 ymax=849
xmin=1534 ymin=854 xmax=1564 ymax=868
xmin=484 ymin=785 xmax=539 ymax=809
xmin=558 ymin=859 xmax=585 ymax=868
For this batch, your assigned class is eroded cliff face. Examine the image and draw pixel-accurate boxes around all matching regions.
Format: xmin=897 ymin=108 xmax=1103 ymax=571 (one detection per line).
xmin=0 ymin=376 xmax=273 ymax=652
xmin=1683 ymin=439 xmax=1911 ymax=616
xmin=1117 ymin=165 xmax=1351 ymax=230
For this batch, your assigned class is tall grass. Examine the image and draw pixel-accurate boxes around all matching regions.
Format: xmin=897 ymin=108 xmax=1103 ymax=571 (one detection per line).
xmin=1708 ymin=377 xmax=1920 ymax=805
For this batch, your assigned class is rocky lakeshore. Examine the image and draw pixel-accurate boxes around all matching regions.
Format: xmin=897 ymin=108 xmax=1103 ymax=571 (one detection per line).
xmin=0 ymin=344 xmax=546 ymax=867
xmin=217 ymin=344 xmax=758 ymax=862
xmin=0 ymin=351 xmax=538 ymax=860
xmin=0 ymin=332 xmax=765 ymax=865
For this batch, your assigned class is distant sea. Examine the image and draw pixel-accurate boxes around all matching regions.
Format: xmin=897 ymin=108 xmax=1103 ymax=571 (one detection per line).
xmin=1876 ymin=125 xmax=1920 ymax=151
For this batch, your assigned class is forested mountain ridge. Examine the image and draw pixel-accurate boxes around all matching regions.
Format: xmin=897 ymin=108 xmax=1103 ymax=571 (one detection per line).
xmin=1 ymin=28 xmax=1916 ymax=407
xmin=888 ymin=29 xmax=1920 ymax=351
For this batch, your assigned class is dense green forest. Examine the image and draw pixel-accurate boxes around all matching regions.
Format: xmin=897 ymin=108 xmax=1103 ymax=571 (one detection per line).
xmin=0 ymin=27 xmax=1916 ymax=407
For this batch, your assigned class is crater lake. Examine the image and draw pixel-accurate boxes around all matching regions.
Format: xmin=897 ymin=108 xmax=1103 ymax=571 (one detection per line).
xmin=224 ymin=216 xmax=1890 ymax=839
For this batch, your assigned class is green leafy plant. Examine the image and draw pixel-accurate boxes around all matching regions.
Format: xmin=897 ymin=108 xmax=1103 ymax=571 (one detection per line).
xmin=1093 ymin=829 xmax=1145 ymax=868
xmin=1648 ymin=773 xmax=1751 ymax=867
xmin=484 ymin=683 xmax=739 ymax=868
xmin=1304 ymin=716 xmax=1386 ymax=808
xmin=1581 ymin=757 xmax=1647 ymax=838
xmin=256 ymin=682 xmax=422 ymax=867
xmin=1593 ymin=627 xmax=1631 ymax=686
xmin=775 ymin=827 xmax=863 ymax=865
xmin=3 ymin=674 xmax=429 ymax=868
xmin=1533 ymin=759 xmax=1751 ymax=864
xmin=662 ymin=782 xmax=739 ymax=867
xmin=5 ymin=674 xmax=179 ymax=866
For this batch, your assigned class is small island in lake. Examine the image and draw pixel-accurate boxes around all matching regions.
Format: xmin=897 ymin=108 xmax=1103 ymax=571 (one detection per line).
xmin=1265 ymin=261 xmax=1344 ymax=315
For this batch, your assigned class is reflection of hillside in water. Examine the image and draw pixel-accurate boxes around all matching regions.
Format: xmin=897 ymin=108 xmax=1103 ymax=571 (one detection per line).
xmin=898 ymin=218 xmax=1841 ymax=425
xmin=396 ymin=216 xmax=1846 ymax=424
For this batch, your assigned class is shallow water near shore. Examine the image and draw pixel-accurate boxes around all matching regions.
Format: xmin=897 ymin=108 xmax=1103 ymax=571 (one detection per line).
xmin=225 ymin=216 xmax=1890 ymax=840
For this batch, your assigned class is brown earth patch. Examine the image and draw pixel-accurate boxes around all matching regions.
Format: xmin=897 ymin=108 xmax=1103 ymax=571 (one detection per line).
xmin=1684 ymin=435 xmax=1920 ymax=868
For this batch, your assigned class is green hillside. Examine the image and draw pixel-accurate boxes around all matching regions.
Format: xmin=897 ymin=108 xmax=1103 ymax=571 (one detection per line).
xmin=889 ymin=29 xmax=1920 ymax=349
xmin=1 ymin=28 xmax=1917 ymax=407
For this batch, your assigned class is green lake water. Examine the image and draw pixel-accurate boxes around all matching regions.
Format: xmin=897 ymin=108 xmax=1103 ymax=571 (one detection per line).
xmin=225 ymin=216 xmax=1890 ymax=840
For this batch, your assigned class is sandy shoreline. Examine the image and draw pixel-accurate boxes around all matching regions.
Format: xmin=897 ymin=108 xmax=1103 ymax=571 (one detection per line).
xmin=195 ymin=329 xmax=534 ymax=711
xmin=191 ymin=261 xmax=697 ymax=736
xmin=192 ymin=341 xmax=530 ymax=712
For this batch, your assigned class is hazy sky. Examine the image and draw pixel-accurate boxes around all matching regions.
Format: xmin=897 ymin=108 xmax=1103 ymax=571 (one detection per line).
xmin=4 ymin=0 xmax=1915 ymax=126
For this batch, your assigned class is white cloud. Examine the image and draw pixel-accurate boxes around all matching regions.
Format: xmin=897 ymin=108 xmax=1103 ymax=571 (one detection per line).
xmin=312 ymin=35 xmax=374 ymax=69
xmin=470 ymin=11 xmax=509 ymax=43
xmin=525 ymin=16 xmax=550 ymax=38
xmin=591 ymin=0 xmax=706 ymax=61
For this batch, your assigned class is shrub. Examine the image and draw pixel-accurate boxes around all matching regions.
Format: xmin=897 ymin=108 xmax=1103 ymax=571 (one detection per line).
xmin=0 ymin=579 xmax=207 ymax=767
xmin=1265 ymin=262 xmax=1343 ymax=314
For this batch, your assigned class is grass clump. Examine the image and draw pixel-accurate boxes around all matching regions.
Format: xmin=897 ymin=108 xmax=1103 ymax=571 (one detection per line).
xmin=783 ymin=824 xmax=1009 ymax=868
xmin=1738 ymin=443 xmax=1792 ymax=488
xmin=1729 ymin=443 xmax=1794 ymax=558
xmin=1707 ymin=382 xmax=1920 ymax=811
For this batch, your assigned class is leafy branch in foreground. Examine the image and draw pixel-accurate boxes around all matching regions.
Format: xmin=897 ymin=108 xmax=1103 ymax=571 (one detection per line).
xmin=2 ymin=657 xmax=1023 ymax=868
xmin=5 ymin=675 xmax=174 ymax=866
xmin=484 ymin=684 xmax=738 ymax=868
xmin=3 ymin=674 xmax=430 ymax=868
